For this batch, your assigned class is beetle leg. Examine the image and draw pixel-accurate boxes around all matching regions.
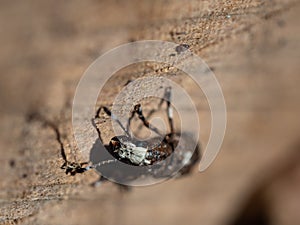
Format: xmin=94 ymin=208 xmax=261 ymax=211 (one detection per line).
xmin=94 ymin=106 xmax=130 ymax=137
xmin=131 ymin=104 xmax=164 ymax=137
xmin=135 ymin=87 xmax=175 ymax=135
xmin=164 ymin=87 xmax=174 ymax=134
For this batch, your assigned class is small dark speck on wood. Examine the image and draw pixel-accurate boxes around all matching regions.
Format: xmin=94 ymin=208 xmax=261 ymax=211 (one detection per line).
xmin=175 ymin=44 xmax=190 ymax=54
xmin=9 ymin=159 xmax=15 ymax=168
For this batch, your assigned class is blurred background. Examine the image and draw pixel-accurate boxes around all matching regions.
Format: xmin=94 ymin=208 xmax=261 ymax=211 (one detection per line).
xmin=0 ymin=1 xmax=300 ymax=225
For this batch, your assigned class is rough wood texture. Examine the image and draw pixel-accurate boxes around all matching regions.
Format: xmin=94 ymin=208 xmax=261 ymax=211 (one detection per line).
xmin=1 ymin=1 xmax=300 ymax=225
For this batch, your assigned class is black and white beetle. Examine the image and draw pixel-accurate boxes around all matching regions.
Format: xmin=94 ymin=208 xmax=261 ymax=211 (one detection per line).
xmin=88 ymin=87 xmax=201 ymax=180
xmin=94 ymin=104 xmax=173 ymax=167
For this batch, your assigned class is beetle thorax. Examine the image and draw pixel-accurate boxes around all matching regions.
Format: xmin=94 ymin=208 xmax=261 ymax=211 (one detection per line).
xmin=117 ymin=142 xmax=150 ymax=165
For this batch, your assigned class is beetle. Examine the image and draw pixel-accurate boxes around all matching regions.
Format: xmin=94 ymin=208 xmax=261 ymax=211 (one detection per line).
xmin=94 ymin=104 xmax=173 ymax=167
xmin=89 ymin=87 xmax=201 ymax=180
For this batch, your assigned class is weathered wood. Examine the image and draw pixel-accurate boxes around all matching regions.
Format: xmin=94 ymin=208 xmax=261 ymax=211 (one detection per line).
xmin=1 ymin=1 xmax=300 ymax=224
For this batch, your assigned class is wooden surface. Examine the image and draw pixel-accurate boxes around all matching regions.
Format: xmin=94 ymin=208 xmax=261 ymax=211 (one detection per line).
xmin=1 ymin=1 xmax=300 ymax=225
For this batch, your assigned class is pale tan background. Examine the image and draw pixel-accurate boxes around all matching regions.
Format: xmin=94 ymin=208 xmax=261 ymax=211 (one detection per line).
xmin=1 ymin=1 xmax=300 ymax=225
